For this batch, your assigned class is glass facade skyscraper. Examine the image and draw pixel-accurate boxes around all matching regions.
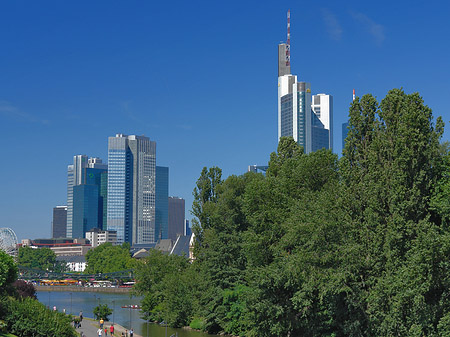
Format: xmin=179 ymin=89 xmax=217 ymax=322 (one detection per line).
xmin=168 ymin=196 xmax=185 ymax=241
xmin=52 ymin=206 xmax=67 ymax=238
xmin=277 ymin=14 xmax=333 ymax=154
xmin=107 ymin=134 xmax=156 ymax=245
xmin=67 ymin=155 xmax=107 ymax=238
xmin=155 ymin=166 xmax=169 ymax=241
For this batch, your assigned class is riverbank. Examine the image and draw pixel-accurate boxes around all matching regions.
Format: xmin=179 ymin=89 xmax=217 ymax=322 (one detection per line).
xmin=76 ymin=317 xmax=142 ymax=337
xmin=36 ymin=285 xmax=131 ymax=293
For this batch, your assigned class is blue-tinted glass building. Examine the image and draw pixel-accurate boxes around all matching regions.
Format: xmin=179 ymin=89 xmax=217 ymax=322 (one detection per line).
xmin=155 ymin=166 xmax=169 ymax=241
xmin=67 ymin=156 xmax=107 ymax=238
xmin=107 ymin=134 xmax=156 ymax=245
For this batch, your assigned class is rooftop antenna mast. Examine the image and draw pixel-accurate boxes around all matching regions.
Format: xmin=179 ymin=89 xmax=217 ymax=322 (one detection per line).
xmin=353 ymin=89 xmax=356 ymax=101
xmin=286 ymin=9 xmax=290 ymax=67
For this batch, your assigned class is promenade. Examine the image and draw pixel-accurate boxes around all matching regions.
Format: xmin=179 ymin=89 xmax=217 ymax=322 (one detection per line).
xmin=76 ymin=318 xmax=142 ymax=337
xmin=36 ymin=285 xmax=130 ymax=293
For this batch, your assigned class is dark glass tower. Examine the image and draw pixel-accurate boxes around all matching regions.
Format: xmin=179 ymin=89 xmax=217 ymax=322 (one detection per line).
xmin=52 ymin=206 xmax=67 ymax=238
xmin=168 ymin=197 xmax=185 ymax=241
xmin=155 ymin=166 xmax=169 ymax=241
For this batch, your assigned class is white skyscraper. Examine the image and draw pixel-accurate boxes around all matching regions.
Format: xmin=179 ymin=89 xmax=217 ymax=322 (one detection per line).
xmin=277 ymin=11 xmax=333 ymax=153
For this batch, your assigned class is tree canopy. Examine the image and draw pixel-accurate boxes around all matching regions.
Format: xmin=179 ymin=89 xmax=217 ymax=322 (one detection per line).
xmin=84 ymin=242 xmax=134 ymax=274
xmin=134 ymin=89 xmax=450 ymax=336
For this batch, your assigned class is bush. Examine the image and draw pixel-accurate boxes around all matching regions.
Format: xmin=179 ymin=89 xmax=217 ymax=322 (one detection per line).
xmin=93 ymin=304 xmax=112 ymax=321
xmin=189 ymin=318 xmax=205 ymax=330
xmin=3 ymin=297 xmax=76 ymax=337
xmin=12 ymin=280 xmax=36 ymax=299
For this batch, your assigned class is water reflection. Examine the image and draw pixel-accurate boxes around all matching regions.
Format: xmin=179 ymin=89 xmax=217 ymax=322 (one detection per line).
xmin=36 ymin=290 xmax=213 ymax=337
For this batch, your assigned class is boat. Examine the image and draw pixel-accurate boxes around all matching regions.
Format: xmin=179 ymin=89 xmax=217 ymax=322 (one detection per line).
xmin=121 ymin=305 xmax=141 ymax=309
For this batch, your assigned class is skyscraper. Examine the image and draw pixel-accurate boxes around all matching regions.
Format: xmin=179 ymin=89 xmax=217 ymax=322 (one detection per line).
xmin=52 ymin=206 xmax=67 ymax=238
xmin=107 ymin=134 xmax=156 ymax=244
xmin=277 ymin=11 xmax=333 ymax=153
xmin=168 ymin=196 xmax=185 ymax=241
xmin=67 ymin=155 xmax=107 ymax=238
xmin=155 ymin=166 xmax=169 ymax=241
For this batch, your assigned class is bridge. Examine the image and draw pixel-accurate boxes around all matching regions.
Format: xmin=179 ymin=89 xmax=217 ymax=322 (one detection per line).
xmin=18 ymin=266 xmax=135 ymax=281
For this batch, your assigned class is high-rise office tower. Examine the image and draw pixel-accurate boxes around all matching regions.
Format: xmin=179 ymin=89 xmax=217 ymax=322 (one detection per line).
xmin=52 ymin=206 xmax=67 ymax=238
xmin=107 ymin=134 xmax=156 ymax=244
xmin=185 ymin=219 xmax=191 ymax=236
xmin=168 ymin=197 xmax=185 ymax=241
xmin=277 ymin=10 xmax=333 ymax=153
xmin=155 ymin=166 xmax=169 ymax=241
xmin=67 ymin=155 xmax=107 ymax=238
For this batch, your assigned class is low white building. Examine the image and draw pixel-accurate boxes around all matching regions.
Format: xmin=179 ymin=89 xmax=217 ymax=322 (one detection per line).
xmin=85 ymin=228 xmax=117 ymax=248
xmin=56 ymin=255 xmax=87 ymax=272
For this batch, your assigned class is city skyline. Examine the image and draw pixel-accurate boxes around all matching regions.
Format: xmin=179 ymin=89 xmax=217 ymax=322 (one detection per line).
xmin=1 ymin=1 xmax=449 ymax=240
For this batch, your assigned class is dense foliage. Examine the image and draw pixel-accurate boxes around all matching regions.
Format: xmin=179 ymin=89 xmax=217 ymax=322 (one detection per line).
xmin=85 ymin=242 xmax=134 ymax=274
xmin=134 ymin=89 xmax=450 ymax=336
xmin=93 ymin=304 xmax=112 ymax=321
xmin=12 ymin=280 xmax=37 ymax=300
xmin=17 ymin=246 xmax=66 ymax=272
xmin=1 ymin=249 xmax=76 ymax=337
xmin=0 ymin=251 xmax=17 ymax=296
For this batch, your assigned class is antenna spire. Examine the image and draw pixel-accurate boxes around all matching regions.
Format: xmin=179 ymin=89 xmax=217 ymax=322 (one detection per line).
xmin=353 ymin=89 xmax=356 ymax=101
xmin=286 ymin=9 xmax=290 ymax=67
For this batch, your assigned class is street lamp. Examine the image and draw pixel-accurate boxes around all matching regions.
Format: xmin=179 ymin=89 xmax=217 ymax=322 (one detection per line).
xmin=70 ymin=293 xmax=72 ymax=315
xmin=48 ymin=291 xmax=50 ymax=308
xmin=112 ymin=300 xmax=115 ymax=325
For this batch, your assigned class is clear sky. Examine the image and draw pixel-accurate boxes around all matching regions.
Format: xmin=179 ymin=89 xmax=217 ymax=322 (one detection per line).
xmin=1 ymin=0 xmax=449 ymax=241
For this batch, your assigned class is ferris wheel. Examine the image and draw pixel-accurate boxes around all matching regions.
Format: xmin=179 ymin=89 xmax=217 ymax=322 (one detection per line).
xmin=0 ymin=227 xmax=18 ymax=257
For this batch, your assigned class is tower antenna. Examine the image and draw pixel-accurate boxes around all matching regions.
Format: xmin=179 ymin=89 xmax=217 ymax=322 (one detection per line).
xmin=286 ymin=9 xmax=290 ymax=67
xmin=353 ymin=89 xmax=356 ymax=101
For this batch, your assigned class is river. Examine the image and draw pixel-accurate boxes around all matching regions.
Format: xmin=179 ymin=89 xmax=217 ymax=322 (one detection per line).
xmin=36 ymin=290 xmax=213 ymax=337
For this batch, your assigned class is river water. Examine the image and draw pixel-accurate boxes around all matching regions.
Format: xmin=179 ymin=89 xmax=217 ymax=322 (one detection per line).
xmin=36 ymin=290 xmax=213 ymax=337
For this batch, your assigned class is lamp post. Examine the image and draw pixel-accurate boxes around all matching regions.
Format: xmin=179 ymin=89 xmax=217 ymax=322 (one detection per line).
xmin=70 ymin=292 xmax=72 ymax=315
xmin=112 ymin=300 xmax=115 ymax=325
xmin=48 ymin=291 xmax=50 ymax=308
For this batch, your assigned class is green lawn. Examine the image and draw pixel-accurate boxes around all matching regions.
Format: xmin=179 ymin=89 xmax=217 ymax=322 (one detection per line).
xmin=0 ymin=333 xmax=17 ymax=337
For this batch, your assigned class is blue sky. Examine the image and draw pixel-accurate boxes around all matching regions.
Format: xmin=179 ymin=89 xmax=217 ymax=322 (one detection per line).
xmin=1 ymin=1 xmax=449 ymax=240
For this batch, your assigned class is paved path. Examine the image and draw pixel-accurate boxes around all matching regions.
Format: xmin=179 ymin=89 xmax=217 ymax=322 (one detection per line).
xmin=75 ymin=318 xmax=142 ymax=337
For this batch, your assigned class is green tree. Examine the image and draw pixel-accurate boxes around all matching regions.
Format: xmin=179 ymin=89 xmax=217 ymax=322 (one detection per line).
xmin=0 ymin=250 xmax=17 ymax=296
xmin=84 ymin=243 xmax=133 ymax=274
xmin=93 ymin=304 xmax=112 ymax=321
xmin=17 ymin=246 xmax=58 ymax=271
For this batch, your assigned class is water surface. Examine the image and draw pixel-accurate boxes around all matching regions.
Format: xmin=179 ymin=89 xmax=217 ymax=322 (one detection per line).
xmin=36 ymin=290 xmax=213 ymax=337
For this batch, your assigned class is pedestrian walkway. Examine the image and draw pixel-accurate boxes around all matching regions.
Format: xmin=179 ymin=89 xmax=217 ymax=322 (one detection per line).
xmin=75 ymin=318 xmax=142 ymax=337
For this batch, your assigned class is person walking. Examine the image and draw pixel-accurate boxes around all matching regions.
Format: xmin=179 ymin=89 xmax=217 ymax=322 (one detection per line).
xmin=100 ymin=318 xmax=104 ymax=329
xmin=129 ymin=328 xmax=134 ymax=337
xmin=97 ymin=328 xmax=103 ymax=337
xmin=79 ymin=311 xmax=83 ymax=322
xmin=105 ymin=327 xmax=108 ymax=336
xmin=110 ymin=324 xmax=115 ymax=336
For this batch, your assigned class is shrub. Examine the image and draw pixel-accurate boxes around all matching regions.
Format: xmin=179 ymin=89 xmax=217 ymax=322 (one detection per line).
xmin=93 ymin=304 xmax=112 ymax=321
xmin=3 ymin=297 xmax=76 ymax=337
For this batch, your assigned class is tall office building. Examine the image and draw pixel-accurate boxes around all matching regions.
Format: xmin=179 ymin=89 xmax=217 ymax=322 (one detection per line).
xmin=168 ymin=197 xmax=185 ymax=241
xmin=277 ymin=11 xmax=333 ymax=153
xmin=67 ymin=155 xmax=107 ymax=238
xmin=155 ymin=166 xmax=169 ymax=241
xmin=107 ymin=134 xmax=156 ymax=245
xmin=52 ymin=206 xmax=67 ymax=238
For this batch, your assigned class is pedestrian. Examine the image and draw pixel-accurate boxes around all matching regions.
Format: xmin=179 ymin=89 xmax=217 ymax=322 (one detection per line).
xmin=97 ymin=328 xmax=103 ymax=337
xmin=105 ymin=327 xmax=108 ymax=336
xmin=121 ymin=333 xmax=124 ymax=337
xmin=80 ymin=311 xmax=83 ymax=321
xmin=110 ymin=324 xmax=115 ymax=335
xmin=129 ymin=328 xmax=134 ymax=337
xmin=100 ymin=318 xmax=104 ymax=329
